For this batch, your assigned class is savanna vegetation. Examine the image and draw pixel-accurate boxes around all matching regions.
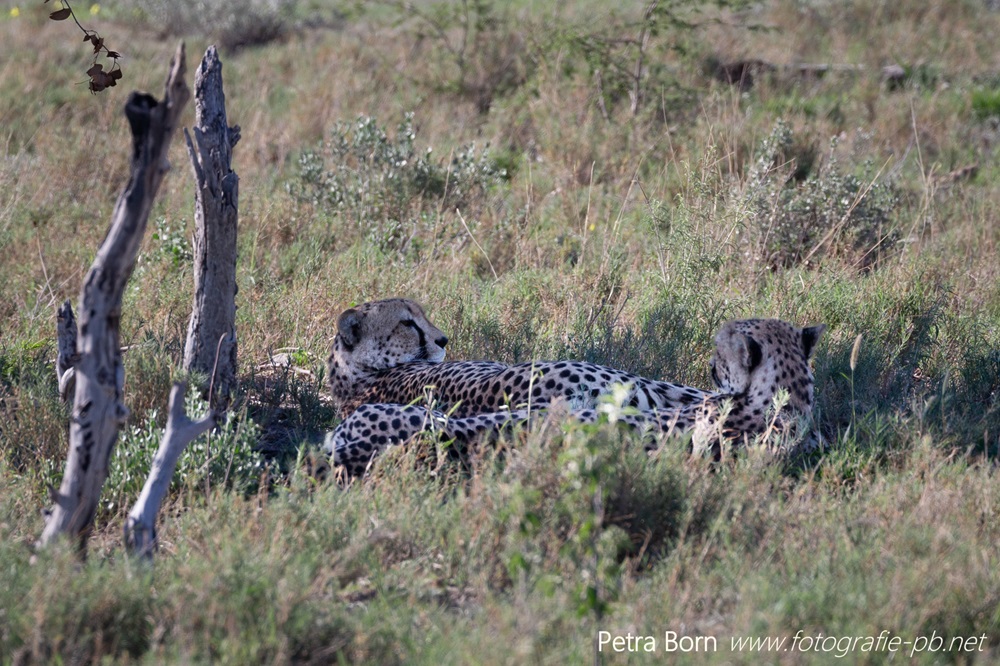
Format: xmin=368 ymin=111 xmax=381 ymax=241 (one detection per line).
xmin=0 ymin=0 xmax=998 ymax=662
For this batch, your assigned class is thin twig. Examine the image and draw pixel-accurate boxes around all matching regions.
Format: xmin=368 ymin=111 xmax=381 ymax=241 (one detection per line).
xmin=35 ymin=236 xmax=57 ymax=309
xmin=207 ymin=332 xmax=229 ymax=413
xmin=456 ymin=208 xmax=497 ymax=281
xmin=48 ymin=0 xmax=124 ymax=92
xmin=630 ymin=1 xmax=658 ymax=116
xmin=594 ymin=70 xmax=610 ymax=122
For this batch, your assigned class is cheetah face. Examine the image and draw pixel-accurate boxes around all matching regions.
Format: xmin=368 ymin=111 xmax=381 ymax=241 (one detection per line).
xmin=709 ymin=325 xmax=760 ymax=395
xmin=710 ymin=319 xmax=826 ymax=396
xmin=334 ymin=298 xmax=449 ymax=373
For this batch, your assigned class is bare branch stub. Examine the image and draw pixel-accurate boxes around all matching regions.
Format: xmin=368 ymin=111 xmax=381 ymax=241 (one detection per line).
xmin=37 ymin=43 xmax=191 ymax=554
xmin=55 ymin=300 xmax=79 ymax=403
xmin=183 ymin=45 xmax=241 ymax=411
xmin=124 ymin=382 xmax=214 ymax=560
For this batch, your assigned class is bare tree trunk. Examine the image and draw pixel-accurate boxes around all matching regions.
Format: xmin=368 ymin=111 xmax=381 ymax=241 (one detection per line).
xmin=123 ymin=382 xmax=214 ymax=559
xmin=183 ymin=46 xmax=240 ymax=411
xmin=37 ymin=44 xmax=190 ymax=554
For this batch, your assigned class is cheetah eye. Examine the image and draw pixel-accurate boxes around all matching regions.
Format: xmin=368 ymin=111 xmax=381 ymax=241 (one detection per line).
xmin=401 ymin=320 xmax=420 ymax=331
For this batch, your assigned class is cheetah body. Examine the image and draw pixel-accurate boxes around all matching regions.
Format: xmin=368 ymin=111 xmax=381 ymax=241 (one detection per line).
xmin=327 ymin=298 xmax=710 ymax=419
xmin=326 ymin=317 xmax=826 ymax=477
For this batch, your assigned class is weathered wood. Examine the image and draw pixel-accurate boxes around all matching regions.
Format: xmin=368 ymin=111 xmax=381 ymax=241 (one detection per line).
xmin=123 ymin=382 xmax=213 ymax=559
xmin=55 ymin=300 xmax=79 ymax=404
xmin=183 ymin=46 xmax=240 ymax=411
xmin=37 ymin=43 xmax=190 ymax=553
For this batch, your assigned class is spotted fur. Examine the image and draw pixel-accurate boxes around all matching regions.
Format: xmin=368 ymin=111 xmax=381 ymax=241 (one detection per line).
xmin=327 ymin=298 xmax=710 ymax=419
xmin=326 ymin=318 xmax=826 ymax=477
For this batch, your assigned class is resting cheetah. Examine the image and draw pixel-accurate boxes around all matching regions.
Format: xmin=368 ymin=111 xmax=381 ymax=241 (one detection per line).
xmin=325 ymin=318 xmax=826 ymax=477
xmin=327 ymin=298 xmax=710 ymax=420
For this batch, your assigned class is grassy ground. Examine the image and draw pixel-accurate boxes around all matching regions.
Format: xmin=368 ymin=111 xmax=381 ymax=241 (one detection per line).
xmin=1 ymin=0 xmax=999 ymax=662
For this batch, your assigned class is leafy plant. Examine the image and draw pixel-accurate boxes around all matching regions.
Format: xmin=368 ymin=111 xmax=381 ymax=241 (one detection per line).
xmin=105 ymin=387 xmax=266 ymax=514
xmin=289 ymin=113 xmax=506 ymax=251
xmin=393 ymin=0 xmax=532 ymax=113
xmin=149 ymin=216 xmax=193 ymax=267
xmin=563 ymin=0 xmax=752 ymax=120
xmin=139 ymin=0 xmax=295 ymax=52
xmin=749 ymin=121 xmax=900 ymax=269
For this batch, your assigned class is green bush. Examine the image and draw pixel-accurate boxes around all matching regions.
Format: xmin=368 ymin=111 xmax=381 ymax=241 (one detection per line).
xmin=105 ymin=388 xmax=266 ymax=514
xmin=289 ymin=114 xmax=507 ymax=251
xmin=398 ymin=0 xmax=533 ymax=113
xmin=139 ymin=0 xmax=295 ymax=52
xmin=750 ymin=122 xmax=900 ymax=269
xmin=149 ymin=216 xmax=193 ymax=268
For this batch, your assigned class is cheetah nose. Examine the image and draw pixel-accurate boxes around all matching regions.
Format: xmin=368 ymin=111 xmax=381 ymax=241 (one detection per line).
xmin=436 ymin=336 xmax=449 ymax=348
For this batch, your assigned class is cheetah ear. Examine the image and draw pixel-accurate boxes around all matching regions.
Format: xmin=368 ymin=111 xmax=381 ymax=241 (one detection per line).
xmin=742 ymin=334 xmax=763 ymax=372
xmin=337 ymin=308 xmax=364 ymax=348
xmin=801 ymin=324 xmax=826 ymax=359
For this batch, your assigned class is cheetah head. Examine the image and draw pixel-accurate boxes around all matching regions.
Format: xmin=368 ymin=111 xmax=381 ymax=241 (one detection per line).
xmin=329 ymin=298 xmax=449 ymax=380
xmin=709 ymin=319 xmax=826 ymax=406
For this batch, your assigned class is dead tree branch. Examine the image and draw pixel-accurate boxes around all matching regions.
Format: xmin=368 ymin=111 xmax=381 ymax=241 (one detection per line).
xmin=55 ymin=300 xmax=79 ymax=404
xmin=183 ymin=46 xmax=240 ymax=412
xmin=37 ymin=43 xmax=190 ymax=554
xmin=123 ymin=382 xmax=214 ymax=559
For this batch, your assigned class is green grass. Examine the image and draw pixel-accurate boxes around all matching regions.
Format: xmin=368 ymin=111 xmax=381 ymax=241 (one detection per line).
xmin=1 ymin=0 xmax=999 ymax=662
xmin=972 ymin=87 xmax=1000 ymax=120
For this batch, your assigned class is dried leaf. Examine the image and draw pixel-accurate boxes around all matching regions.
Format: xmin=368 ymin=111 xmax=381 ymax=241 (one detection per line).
xmin=53 ymin=5 xmax=125 ymax=94
xmin=88 ymin=65 xmax=119 ymax=93
xmin=89 ymin=73 xmax=109 ymax=93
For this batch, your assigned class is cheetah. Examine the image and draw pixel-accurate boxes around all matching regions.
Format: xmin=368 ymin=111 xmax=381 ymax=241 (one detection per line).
xmin=325 ymin=318 xmax=826 ymax=477
xmin=327 ymin=298 xmax=710 ymax=420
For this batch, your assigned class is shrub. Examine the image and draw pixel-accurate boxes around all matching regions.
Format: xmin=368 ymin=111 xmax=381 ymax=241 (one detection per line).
xmin=149 ymin=216 xmax=193 ymax=268
xmin=140 ymin=0 xmax=294 ymax=52
xmin=749 ymin=122 xmax=900 ymax=269
xmin=105 ymin=388 xmax=266 ymax=514
xmin=396 ymin=0 xmax=533 ymax=113
xmin=289 ymin=114 xmax=507 ymax=252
